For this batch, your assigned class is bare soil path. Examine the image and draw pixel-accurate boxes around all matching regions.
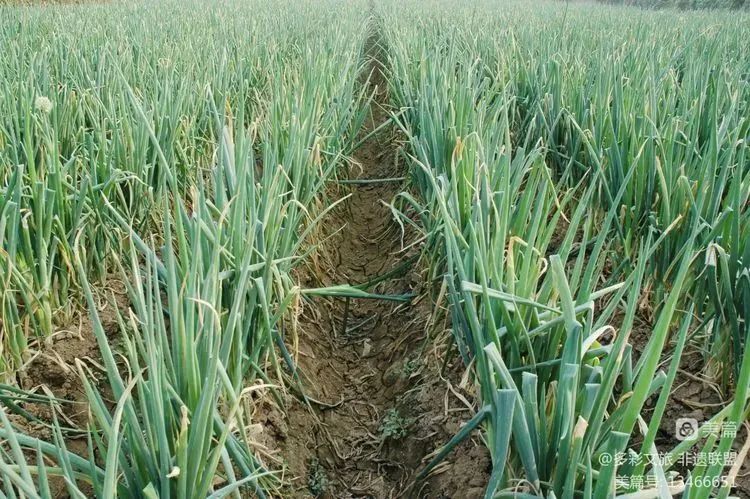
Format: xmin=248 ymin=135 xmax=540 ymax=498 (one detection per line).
xmin=265 ymin=26 xmax=491 ymax=499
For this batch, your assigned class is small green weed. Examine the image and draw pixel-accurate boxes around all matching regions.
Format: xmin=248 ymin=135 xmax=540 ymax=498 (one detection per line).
xmin=378 ymin=408 xmax=411 ymax=440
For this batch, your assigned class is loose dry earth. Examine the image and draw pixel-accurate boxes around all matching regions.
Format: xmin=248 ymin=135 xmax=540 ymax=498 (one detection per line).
xmin=257 ymin=35 xmax=491 ymax=498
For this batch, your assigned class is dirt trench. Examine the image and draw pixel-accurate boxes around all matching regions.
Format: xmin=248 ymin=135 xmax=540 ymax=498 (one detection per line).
xmin=258 ymin=28 xmax=491 ymax=499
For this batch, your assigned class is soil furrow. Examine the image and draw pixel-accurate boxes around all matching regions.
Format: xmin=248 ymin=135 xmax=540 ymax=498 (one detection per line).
xmin=267 ymin=25 xmax=491 ymax=499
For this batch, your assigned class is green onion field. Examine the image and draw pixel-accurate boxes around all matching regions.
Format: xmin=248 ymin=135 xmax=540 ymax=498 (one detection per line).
xmin=0 ymin=0 xmax=748 ymax=497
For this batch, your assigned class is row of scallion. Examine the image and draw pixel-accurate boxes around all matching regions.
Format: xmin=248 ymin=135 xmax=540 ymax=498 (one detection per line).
xmin=0 ymin=0 xmax=371 ymax=496
xmin=379 ymin=0 xmax=749 ymax=497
